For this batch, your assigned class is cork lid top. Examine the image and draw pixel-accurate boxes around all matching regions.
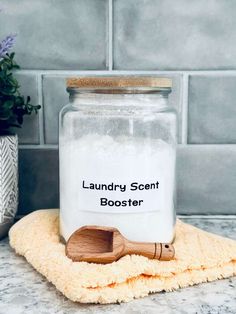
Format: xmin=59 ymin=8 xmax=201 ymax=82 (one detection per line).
xmin=66 ymin=76 xmax=172 ymax=94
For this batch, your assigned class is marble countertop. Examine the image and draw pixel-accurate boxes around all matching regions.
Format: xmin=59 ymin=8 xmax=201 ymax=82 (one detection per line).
xmin=0 ymin=217 xmax=236 ymax=314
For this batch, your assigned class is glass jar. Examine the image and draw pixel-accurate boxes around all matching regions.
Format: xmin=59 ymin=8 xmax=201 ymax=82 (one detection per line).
xmin=59 ymin=77 xmax=177 ymax=243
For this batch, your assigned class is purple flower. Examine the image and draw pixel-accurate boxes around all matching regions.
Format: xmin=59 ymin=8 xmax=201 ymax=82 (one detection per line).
xmin=0 ymin=35 xmax=16 ymax=58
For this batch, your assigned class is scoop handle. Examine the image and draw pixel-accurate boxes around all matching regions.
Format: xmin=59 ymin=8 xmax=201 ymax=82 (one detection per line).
xmin=123 ymin=241 xmax=175 ymax=261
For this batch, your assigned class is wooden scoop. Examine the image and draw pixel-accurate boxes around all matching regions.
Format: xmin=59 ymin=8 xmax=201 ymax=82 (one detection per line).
xmin=66 ymin=225 xmax=175 ymax=264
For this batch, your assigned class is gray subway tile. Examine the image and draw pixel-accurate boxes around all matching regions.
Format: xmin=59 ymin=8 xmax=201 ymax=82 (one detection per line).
xmin=43 ymin=74 xmax=182 ymax=144
xmin=177 ymin=145 xmax=236 ymax=215
xmin=114 ymin=0 xmax=236 ymax=70
xmin=188 ymin=75 xmax=236 ymax=144
xmin=18 ymin=149 xmax=59 ymax=215
xmin=0 ymin=0 xmax=107 ymax=70
xmin=42 ymin=75 xmax=68 ymax=144
xmin=14 ymin=73 xmax=40 ymax=144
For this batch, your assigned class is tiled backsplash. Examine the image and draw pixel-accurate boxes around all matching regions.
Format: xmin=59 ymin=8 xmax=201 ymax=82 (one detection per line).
xmin=1 ymin=0 xmax=236 ymax=215
xmin=113 ymin=1 xmax=236 ymax=70
xmin=0 ymin=0 xmax=107 ymax=69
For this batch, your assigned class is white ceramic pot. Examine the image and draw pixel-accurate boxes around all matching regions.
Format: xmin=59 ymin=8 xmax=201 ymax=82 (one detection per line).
xmin=0 ymin=135 xmax=18 ymax=239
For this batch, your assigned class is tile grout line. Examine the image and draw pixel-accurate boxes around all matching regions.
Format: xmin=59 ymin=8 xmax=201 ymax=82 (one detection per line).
xmin=178 ymin=215 xmax=236 ymax=219
xmin=15 ymin=69 xmax=236 ymax=75
xmin=37 ymin=74 xmax=45 ymax=145
xmin=181 ymin=74 xmax=189 ymax=144
xmin=108 ymin=0 xmax=113 ymax=71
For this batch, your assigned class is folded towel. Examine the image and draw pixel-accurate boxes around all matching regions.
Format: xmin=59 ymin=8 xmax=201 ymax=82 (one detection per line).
xmin=9 ymin=209 xmax=236 ymax=304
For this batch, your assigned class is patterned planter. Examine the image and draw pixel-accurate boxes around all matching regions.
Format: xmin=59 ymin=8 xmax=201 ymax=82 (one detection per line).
xmin=0 ymin=135 xmax=18 ymax=239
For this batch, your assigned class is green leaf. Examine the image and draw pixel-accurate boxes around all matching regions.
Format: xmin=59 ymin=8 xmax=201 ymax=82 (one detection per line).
xmin=10 ymin=52 xmax=15 ymax=60
xmin=2 ymin=99 xmax=14 ymax=110
xmin=0 ymin=52 xmax=41 ymax=134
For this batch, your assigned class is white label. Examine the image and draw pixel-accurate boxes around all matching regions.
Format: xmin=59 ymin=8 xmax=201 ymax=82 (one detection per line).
xmin=77 ymin=177 xmax=165 ymax=213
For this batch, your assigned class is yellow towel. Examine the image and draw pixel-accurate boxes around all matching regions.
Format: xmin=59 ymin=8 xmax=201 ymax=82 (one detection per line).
xmin=9 ymin=209 xmax=236 ymax=304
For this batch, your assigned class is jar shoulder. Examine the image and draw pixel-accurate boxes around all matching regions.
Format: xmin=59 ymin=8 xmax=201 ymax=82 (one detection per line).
xmin=59 ymin=103 xmax=77 ymax=120
xmin=60 ymin=102 xmax=177 ymax=116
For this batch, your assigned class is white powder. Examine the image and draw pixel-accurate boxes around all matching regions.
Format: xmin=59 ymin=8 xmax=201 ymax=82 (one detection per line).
xmin=60 ymin=134 xmax=176 ymax=242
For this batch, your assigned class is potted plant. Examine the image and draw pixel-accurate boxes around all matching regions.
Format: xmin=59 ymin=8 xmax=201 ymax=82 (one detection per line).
xmin=0 ymin=36 xmax=40 ymax=239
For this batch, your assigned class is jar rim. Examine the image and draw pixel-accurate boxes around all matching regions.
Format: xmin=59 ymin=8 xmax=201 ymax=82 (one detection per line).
xmin=66 ymin=76 xmax=172 ymax=95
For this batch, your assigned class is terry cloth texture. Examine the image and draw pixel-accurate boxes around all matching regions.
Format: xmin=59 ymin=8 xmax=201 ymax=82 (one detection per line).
xmin=9 ymin=209 xmax=236 ymax=304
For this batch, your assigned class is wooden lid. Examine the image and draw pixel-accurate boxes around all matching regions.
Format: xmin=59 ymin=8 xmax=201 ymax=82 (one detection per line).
xmin=66 ymin=76 xmax=172 ymax=90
